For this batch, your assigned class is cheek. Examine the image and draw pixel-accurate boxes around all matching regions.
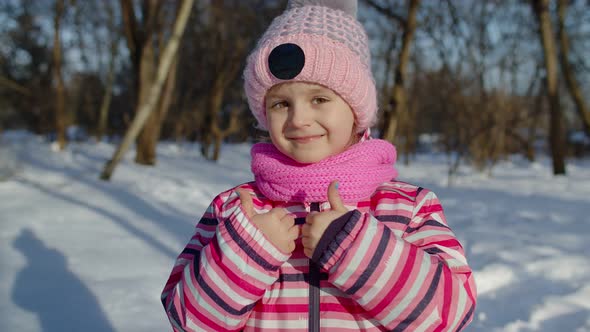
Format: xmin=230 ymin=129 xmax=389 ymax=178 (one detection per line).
xmin=267 ymin=113 xmax=284 ymax=133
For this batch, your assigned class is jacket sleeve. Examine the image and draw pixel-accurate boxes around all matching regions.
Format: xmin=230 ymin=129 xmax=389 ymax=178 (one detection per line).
xmin=161 ymin=189 xmax=290 ymax=331
xmin=312 ymin=188 xmax=477 ymax=331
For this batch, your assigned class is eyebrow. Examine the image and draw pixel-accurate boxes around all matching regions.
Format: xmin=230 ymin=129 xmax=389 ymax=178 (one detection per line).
xmin=266 ymin=87 xmax=332 ymax=100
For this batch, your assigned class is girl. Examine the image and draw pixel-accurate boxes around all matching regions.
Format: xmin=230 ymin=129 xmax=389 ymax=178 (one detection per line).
xmin=161 ymin=1 xmax=477 ymax=331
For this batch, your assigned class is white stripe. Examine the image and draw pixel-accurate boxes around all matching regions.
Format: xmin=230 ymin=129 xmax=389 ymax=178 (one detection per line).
xmin=263 ymin=285 xmax=304 ymax=300
xmin=413 ymin=308 xmax=440 ymax=332
xmin=392 ymin=229 xmax=405 ymax=238
xmin=357 ymin=232 xmax=404 ymax=305
xmin=216 ymin=229 xmax=276 ymax=285
xmin=191 ymin=228 xmax=216 ymax=240
xmin=448 ymin=279 xmax=468 ymax=331
xmin=205 ymin=204 xmax=215 ymax=214
xmin=283 ymin=258 xmax=309 ymax=268
xmin=173 ymin=257 xmax=191 ymax=268
xmin=334 ymin=217 xmax=379 ymax=286
xmin=435 ymin=245 xmax=467 ymax=266
xmin=412 ymin=191 xmax=435 ymax=218
xmin=322 ymin=318 xmax=381 ymax=329
xmin=445 ymin=258 xmax=468 ymax=269
xmin=246 ymin=318 xmax=307 ymax=329
xmin=184 ymin=266 xmax=243 ymax=327
xmin=380 ymin=187 xmax=415 ymax=201
xmin=234 ymin=210 xmax=290 ymax=261
xmin=264 ymin=286 xmax=341 ymax=299
xmin=375 ymin=202 xmax=413 ymax=213
xmin=405 ymin=230 xmax=455 ymax=243
xmin=201 ymin=253 xmax=252 ymax=306
xmin=431 ymin=211 xmax=448 ymax=226
xmin=284 ymin=205 xmax=307 ymax=213
xmin=382 ymin=251 xmax=431 ymax=326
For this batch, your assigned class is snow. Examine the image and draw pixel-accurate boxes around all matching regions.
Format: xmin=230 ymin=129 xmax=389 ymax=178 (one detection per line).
xmin=1 ymin=131 xmax=589 ymax=332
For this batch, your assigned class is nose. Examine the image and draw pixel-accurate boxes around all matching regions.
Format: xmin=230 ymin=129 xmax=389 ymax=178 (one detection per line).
xmin=288 ymin=102 xmax=312 ymax=128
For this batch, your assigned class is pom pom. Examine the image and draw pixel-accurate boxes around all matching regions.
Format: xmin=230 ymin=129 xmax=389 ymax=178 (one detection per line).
xmin=287 ymin=0 xmax=357 ymax=17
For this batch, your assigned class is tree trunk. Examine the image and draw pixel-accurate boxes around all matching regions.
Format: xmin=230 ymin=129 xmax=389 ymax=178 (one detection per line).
xmin=53 ymin=0 xmax=67 ymax=150
xmin=557 ymin=0 xmax=590 ymax=136
xmin=96 ymin=1 xmax=118 ymax=141
xmin=211 ymin=106 xmax=241 ymax=161
xmin=532 ymin=0 xmax=566 ymax=175
xmin=101 ymin=0 xmax=195 ymax=180
xmin=134 ymin=35 xmax=157 ymax=164
xmin=381 ymin=0 xmax=420 ymax=144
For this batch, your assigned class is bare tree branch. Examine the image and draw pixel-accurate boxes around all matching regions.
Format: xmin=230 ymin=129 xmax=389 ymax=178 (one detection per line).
xmin=364 ymin=0 xmax=406 ymax=24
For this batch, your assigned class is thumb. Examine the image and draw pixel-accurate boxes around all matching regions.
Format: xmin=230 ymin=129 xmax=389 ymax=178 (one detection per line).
xmin=327 ymin=180 xmax=345 ymax=211
xmin=236 ymin=188 xmax=255 ymax=218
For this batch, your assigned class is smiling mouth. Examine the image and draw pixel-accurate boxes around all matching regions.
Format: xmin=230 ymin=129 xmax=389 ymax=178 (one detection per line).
xmin=288 ymin=134 xmax=325 ymax=143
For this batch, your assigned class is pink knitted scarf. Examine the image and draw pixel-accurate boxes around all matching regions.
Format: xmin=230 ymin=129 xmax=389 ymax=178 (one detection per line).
xmin=251 ymin=139 xmax=398 ymax=203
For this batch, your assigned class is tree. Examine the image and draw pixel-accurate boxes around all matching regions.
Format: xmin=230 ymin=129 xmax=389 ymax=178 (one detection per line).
xmin=365 ymin=0 xmax=421 ymax=149
xmin=531 ymin=0 xmax=566 ymax=175
xmin=52 ymin=0 xmax=67 ymax=150
xmin=557 ymin=0 xmax=590 ymax=137
xmin=96 ymin=0 xmax=120 ymax=141
xmin=119 ymin=0 xmax=176 ymax=165
xmin=100 ymin=0 xmax=194 ymax=180
xmin=199 ymin=0 xmax=250 ymax=161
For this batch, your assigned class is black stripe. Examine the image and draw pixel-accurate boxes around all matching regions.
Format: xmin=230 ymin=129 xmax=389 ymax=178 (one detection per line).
xmin=416 ymin=187 xmax=424 ymax=196
xmin=182 ymin=248 xmax=200 ymax=256
xmin=279 ymin=272 xmax=329 ymax=282
xmin=312 ymin=210 xmax=355 ymax=264
xmin=309 ymin=202 xmax=321 ymax=332
xmin=169 ymin=305 xmax=185 ymax=331
xmin=318 ymin=211 xmax=361 ymax=267
xmin=406 ymin=219 xmax=449 ymax=233
xmin=197 ymin=271 xmax=257 ymax=315
xmin=375 ymin=215 xmax=410 ymax=225
xmin=295 ymin=217 xmax=306 ymax=225
xmin=224 ymin=218 xmax=280 ymax=271
xmin=393 ymin=263 xmax=444 ymax=331
xmin=345 ymin=227 xmax=391 ymax=295
xmin=192 ymin=246 xmax=201 ymax=277
xmin=424 ymin=247 xmax=444 ymax=255
xmin=199 ymin=217 xmax=218 ymax=226
xmin=456 ymin=304 xmax=475 ymax=332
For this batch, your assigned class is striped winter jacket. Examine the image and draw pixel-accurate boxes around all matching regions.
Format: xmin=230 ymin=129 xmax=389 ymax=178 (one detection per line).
xmin=161 ymin=180 xmax=477 ymax=331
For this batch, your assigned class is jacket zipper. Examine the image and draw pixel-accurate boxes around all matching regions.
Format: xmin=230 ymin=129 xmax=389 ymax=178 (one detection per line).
xmin=309 ymin=202 xmax=321 ymax=332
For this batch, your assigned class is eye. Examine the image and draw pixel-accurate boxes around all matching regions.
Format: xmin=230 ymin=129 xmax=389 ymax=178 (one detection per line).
xmin=269 ymin=100 xmax=288 ymax=110
xmin=312 ymin=96 xmax=330 ymax=105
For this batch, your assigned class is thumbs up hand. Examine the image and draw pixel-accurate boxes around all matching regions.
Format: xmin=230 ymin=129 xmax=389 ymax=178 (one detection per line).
xmin=236 ymin=189 xmax=299 ymax=254
xmin=301 ymin=181 xmax=348 ymax=258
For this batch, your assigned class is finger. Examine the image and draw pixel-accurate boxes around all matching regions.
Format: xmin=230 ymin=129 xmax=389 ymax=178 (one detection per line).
xmin=269 ymin=207 xmax=289 ymax=219
xmin=236 ymin=189 xmax=254 ymax=218
xmin=305 ymin=211 xmax=318 ymax=224
xmin=288 ymin=224 xmax=300 ymax=239
xmin=327 ymin=180 xmax=345 ymax=211
xmin=281 ymin=213 xmax=295 ymax=224
xmin=301 ymin=223 xmax=310 ymax=237
xmin=287 ymin=241 xmax=296 ymax=253
xmin=301 ymin=236 xmax=310 ymax=248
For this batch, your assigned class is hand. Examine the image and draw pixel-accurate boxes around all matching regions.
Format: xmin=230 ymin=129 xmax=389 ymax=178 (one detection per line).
xmin=301 ymin=181 xmax=348 ymax=258
xmin=235 ymin=189 xmax=299 ymax=254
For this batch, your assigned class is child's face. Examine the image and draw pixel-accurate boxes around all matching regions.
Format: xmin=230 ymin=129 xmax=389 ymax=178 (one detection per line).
xmin=265 ymin=82 xmax=356 ymax=163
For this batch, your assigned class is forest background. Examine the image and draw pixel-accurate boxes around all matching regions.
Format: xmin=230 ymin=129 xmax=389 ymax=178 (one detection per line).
xmin=1 ymin=0 xmax=589 ymax=179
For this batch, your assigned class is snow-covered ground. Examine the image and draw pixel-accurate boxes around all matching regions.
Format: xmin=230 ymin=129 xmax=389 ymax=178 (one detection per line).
xmin=1 ymin=131 xmax=588 ymax=332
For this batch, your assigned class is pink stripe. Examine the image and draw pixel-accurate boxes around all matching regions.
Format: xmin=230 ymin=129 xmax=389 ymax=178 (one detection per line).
xmin=208 ymin=236 xmax=265 ymax=296
xmin=368 ymin=245 xmax=418 ymax=317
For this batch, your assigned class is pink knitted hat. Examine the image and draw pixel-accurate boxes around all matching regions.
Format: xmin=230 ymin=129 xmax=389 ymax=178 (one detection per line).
xmin=243 ymin=0 xmax=377 ymax=133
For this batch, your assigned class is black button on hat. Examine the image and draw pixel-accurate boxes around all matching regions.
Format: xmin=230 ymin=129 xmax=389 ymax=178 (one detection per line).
xmin=268 ymin=43 xmax=305 ymax=80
